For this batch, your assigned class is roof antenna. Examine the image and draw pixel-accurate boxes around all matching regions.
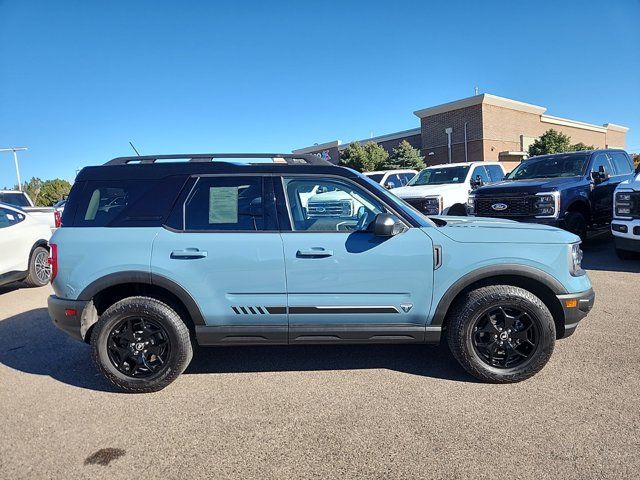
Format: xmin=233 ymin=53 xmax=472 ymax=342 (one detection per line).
xmin=474 ymin=85 xmax=479 ymax=96
xmin=129 ymin=141 xmax=141 ymax=156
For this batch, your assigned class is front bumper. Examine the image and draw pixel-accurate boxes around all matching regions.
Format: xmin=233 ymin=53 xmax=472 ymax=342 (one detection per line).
xmin=612 ymin=219 xmax=640 ymax=252
xmin=556 ymin=288 xmax=595 ymax=338
xmin=48 ymin=295 xmax=88 ymax=341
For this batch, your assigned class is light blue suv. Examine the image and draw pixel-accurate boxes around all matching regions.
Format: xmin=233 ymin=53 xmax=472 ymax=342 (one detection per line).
xmin=48 ymin=153 xmax=594 ymax=392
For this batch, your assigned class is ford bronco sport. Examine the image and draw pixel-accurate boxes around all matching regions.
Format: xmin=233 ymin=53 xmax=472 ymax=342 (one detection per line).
xmin=48 ymin=153 xmax=594 ymax=392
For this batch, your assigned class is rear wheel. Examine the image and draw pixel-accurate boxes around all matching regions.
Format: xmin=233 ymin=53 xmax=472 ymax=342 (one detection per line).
xmin=24 ymin=246 xmax=51 ymax=287
xmin=91 ymin=296 xmax=193 ymax=393
xmin=447 ymin=285 xmax=555 ymax=383
xmin=564 ymin=211 xmax=587 ymax=241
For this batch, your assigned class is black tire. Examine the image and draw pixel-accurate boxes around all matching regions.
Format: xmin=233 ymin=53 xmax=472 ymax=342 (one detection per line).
xmin=446 ymin=285 xmax=555 ymax=383
xmin=24 ymin=245 xmax=51 ymax=287
xmin=564 ymin=211 xmax=587 ymax=242
xmin=447 ymin=204 xmax=467 ymax=216
xmin=90 ymin=296 xmax=193 ymax=393
xmin=616 ymin=247 xmax=640 ymax=260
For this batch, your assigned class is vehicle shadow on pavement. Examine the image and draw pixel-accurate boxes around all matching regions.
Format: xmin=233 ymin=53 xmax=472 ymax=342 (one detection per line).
xmin=185 ymin=343 xmax=477 ymax=383
xmin=0 ymin=308 xmax=115 ymax=392
xmin=581 ymin=232 xmax=640 ymax=273
xmin=0 ymin=282 xmax=28 ymax=296
xmin=0 ymin=309 xmax=477 ymax=391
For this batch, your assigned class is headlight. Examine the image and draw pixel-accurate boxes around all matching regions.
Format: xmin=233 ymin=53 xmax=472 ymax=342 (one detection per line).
xmin=341 ymin=200 xmax=353 ymax=216
xmin=422 ymin=196 xmax=442 ymax=215
xmin=534 ymin=192 xmax=560 ymax=218
xmin=467 ymin=194 xmax=475 ymax=215
xmin=569 ymin=243 xmax=585 ymax=277
xmin=614 ymin=191 xmax=633 ymax=217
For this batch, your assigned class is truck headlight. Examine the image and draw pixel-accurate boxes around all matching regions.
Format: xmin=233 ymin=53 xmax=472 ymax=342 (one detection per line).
xmin=423 ymin=196 xmax=442 ymax=215
xmin=614 ymin=191 xmax=633 ymax=217
xmin=467 ymin=194 xmax=475 ymax=215
xmin=534 ymin=192 xmax=560 ymax=218
xmin=569 ymin=243 xmax=585 ymax=277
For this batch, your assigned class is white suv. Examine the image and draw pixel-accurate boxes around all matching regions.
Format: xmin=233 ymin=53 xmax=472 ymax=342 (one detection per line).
xmin=364 ymin=169 xmax=417 ymax=189
xmin=390 ymin=162 xmax=505 ymax=216
xmin=612 ymin=171 xmax=640 ymax=259
xmin=0 ymin=203 xmax=52 ymax=287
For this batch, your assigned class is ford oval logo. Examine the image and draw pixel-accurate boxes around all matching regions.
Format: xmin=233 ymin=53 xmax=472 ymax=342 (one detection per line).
xmin=491 ymin=202 xmax=508 ymax=211
xmin=316 ymin=207 xmax=326 ymax=212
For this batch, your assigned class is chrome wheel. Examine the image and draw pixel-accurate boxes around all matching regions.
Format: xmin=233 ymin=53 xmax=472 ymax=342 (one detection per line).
xmin=34 ymin=250 xmax=52 ymax=283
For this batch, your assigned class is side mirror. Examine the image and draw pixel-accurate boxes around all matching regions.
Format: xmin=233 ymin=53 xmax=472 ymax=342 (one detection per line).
xmin=470 ymin=175 xmax=484 ymax=189
xmin=591 ymin=165 xmax=609 ymax=184
xmin=373 ymin=213 xmax=404 ymax=237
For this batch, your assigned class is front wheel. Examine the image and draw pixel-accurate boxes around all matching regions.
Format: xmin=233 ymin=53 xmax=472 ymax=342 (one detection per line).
xmin=91 ymin=296 xmax=193 ymax=393
xmin=564 ymin=211 xmax=587 ymax=242
xmin=447 ymin=285 xmax=556 ymax=383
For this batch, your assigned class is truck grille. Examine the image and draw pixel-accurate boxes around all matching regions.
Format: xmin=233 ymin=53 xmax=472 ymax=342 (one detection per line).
xmin=307 ymin=201 xmax=351 ymax=217
xmin=630 ymin=192 xmax=640 ymax=217
xmin=475 ymin=196 xmax=536 ymax=217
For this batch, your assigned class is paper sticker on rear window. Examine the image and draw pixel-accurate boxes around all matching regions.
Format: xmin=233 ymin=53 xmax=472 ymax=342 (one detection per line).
xmin=209 ymin=187 xmax=238 ymax=224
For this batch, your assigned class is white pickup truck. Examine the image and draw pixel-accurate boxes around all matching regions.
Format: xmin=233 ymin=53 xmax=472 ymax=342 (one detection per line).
xmin=0 ymin=190 xmax=59 ymax=230
xmin=390 ymin=161 xmax=506 ymax=216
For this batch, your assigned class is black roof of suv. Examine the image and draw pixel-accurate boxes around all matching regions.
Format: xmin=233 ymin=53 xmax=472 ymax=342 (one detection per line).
xmin=76 ymin=153 xmax=351 ymax=182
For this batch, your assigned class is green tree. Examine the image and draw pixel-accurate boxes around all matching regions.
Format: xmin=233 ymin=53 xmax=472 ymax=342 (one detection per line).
xmin=339 ymin=141 xmax=389 ymax=172
xmin=381 ymin=140 xmax=425 ymax=170
xmin=528 ymin=129 xmax=594 ymax=156
xmin=570 ymin=142 xmax=595 ymax=151
xmin=37 ymin=179 xmax=72 ymax=206
xmin=528 ymin=129 xmax=571 ymax=156
xmin=21 ymin=177 xmax=44 ymax=205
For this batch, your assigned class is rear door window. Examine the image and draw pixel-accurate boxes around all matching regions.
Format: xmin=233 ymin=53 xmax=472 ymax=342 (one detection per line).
xmin=183 ymin=176 xmax=268 ymax=231
xmin=608 ymin=152 xmax=633 ymax=175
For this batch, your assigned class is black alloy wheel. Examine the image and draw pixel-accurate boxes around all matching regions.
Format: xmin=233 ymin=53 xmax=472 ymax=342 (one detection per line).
xmin=472 ymin=306 xmax=539 ymax=369
xmin=106 ymin=317 xmax=171 ymax=378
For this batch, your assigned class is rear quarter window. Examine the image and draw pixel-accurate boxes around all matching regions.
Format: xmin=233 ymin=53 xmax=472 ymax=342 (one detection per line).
xmin=65 ymin=176 xmax=188 ymax=227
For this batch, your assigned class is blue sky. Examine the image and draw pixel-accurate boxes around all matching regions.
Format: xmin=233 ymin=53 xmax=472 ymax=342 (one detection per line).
xmin=1 ymin=0 xmax=638 ymax=187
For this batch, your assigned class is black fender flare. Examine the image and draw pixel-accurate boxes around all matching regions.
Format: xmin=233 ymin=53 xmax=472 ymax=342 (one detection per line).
xmin=77 ymin=270 xmax=206 ymax=325
xmin=431 ymin=264 xmax=566 ymax=327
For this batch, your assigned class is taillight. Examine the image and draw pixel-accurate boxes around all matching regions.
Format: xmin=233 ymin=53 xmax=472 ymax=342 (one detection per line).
xmin=54 ymin=210 xmax=62 ymax=228
xmin=49 ymin=243 xmax=58 ymax=282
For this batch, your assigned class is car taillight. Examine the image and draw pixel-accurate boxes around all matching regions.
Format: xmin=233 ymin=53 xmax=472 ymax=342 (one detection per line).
xmin=54 ymin=210 xmax=62 ymax=228
xmin=49 ymin=243 xmax=58 ymax=282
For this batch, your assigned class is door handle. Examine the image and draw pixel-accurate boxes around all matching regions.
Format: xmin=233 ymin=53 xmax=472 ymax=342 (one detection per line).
xmin=171 ymin=248 xmax=208 ymax=259
xmin=296 ymin=248 xmax=333 ymax=258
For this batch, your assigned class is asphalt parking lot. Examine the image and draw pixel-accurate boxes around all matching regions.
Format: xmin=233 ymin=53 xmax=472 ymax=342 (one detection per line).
xmin=1 ymin=233 xmax=639 ymax=479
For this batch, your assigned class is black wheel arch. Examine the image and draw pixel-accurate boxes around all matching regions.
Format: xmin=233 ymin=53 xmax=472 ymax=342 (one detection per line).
xmin=77 ymin=271 xmax=206 ymax=341
xmin=432 ymin=264 xmax=567 ymax=339
xmin=564 ymin=199 xmax=591 ymax=223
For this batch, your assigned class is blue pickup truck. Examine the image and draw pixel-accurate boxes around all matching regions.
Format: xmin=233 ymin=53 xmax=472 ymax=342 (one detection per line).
xmin=468 ymin=149 xmax=636 ymax=239
xmin=48 ymin=153 xmax=594 ymax=392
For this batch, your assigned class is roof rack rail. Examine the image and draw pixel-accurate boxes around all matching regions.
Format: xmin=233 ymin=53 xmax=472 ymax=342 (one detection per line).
xmin=104 ymin=153 xmax=333 ymax=166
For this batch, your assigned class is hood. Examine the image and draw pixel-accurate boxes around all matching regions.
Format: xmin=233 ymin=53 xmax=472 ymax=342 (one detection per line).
xmin=474 ymin=177 xmax=582 ymax=196
xmin=431 ymin=216 xmax=579 ymax=244
xmin=308 ymin=191 xmax=351 ymax=202
xmin=391 ymin=183 xmax=463 ymax=198
xmin=616 ymin=175 xmax=640 ymax=191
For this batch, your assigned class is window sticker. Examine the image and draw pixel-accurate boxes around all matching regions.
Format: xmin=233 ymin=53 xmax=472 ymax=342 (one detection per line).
xmin=452 ymin=177 xmax=459 ymax=181
xmin=6 ymin=213 xmax=15 ymax=221
xmin=209 ymin=187 xmax=238 ymax=224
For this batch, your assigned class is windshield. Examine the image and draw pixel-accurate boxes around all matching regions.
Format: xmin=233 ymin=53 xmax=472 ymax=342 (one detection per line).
xmin=408 ymin=166 xmax=470 ymax=186
xmin=359 ymin=175 xmax=430 ymax=227
xmin=364 ymin=173 xmax=384 ymax=183
xmin=507 ymin=154 xmax=588 ymax=180
xmin=0 ymin=192 xmax=30 ymax=207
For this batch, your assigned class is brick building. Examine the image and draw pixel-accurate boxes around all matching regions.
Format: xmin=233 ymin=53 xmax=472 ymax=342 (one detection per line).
xmin=293 ymin=93 xmax=628 ymax=171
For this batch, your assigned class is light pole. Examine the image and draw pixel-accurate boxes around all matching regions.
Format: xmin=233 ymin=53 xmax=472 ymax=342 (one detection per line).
xmin=0 ymin=147 xmax=28 ymax=190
